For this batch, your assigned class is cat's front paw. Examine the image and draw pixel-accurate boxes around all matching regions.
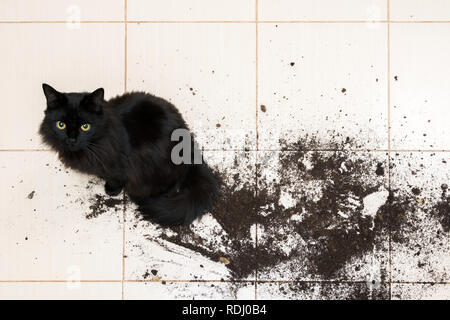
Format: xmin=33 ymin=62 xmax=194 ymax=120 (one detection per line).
xmin=104 ymin=182 xmax=123 ymax=197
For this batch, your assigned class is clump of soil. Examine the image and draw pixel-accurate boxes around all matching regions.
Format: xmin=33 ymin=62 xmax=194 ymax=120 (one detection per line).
xmin=376 ymin=163 xmax=384 ymax=176
xmin=86 ymin=194 xmax=123 ymax=219
xmin=27 ymin=191 xmax=35 ymax=199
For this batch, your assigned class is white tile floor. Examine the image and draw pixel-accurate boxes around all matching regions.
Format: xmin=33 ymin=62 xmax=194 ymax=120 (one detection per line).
xmin=1 ymin=1 xmax=449 ymax=300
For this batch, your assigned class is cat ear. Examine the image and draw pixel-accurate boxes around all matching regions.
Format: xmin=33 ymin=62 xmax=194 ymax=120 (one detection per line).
xmin=89 ymin=88 xmax=104 ymax=103
xmin=42 ymin=83 xmax=64 ymax=107
xmin=83 ymin=88 xmax=105 ymax=113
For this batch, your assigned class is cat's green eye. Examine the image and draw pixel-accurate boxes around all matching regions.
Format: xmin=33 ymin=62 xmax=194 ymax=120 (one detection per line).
xmin=81 ymin=123 xmax=91 ymax=131
xmin=56 ymin=121 xmax=66 ymax=130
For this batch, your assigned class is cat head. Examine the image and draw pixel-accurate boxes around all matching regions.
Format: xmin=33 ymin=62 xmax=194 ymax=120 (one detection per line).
xmin=39 ymin=83 xmax=107 ymax=152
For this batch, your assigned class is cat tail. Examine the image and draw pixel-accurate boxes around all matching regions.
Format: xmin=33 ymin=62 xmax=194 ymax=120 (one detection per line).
xmin=138 ymin=163 xmax=220 ymax=226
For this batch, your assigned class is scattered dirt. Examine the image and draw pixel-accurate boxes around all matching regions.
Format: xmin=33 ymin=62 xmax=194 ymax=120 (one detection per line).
xmin=272 ymin=281 xmax=388 ymax=300
xmin=82 ymin=134 xmax=448 ymax=299
xmin=433 ymin=185 xmax=450 ymax=232
xmin=27 ymin=191 xmax=35 ymax=199
xmin=260 ymin=105 xmax=267 ymax=113
xmin=341 ymin=88 xmax=347 ymax=93
xmin=134 ymin=136 xmax=447 ymax=298
xmin=86 ymin=194 xmax=123 ymax=219
xmin=290 ymin=62 xmax=295 ymax=66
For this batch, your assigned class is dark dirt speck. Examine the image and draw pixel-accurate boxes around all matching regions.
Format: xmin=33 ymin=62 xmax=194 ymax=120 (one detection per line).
xmin=375 ymin=163 xmax=385 ymax=176
xmin=411 ymin=187 xmax=421 ymax=196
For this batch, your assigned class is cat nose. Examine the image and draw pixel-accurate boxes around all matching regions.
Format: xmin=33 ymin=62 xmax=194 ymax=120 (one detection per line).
xmin=66 ymin=138 xmax=76 ymax=145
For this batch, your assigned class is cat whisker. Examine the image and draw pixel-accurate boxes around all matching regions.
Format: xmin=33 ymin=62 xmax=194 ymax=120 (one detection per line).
xmin=88 ymin=142 xmax=109 ymax=156
xmin=86 ymin=145 xmax=108 ymax=172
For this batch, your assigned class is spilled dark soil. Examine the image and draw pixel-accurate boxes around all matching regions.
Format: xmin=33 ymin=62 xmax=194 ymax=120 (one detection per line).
xmin=155 ymin=137 xmax=447 ymax=295
xmin=160 ymin=139 xmax=391 ymax=282
xmin=83 ymin=136 xmax=449 ymax=299
xmin=83 ymin=180 xmax=123 ymax=219
xmin=86 ymin=194 xmax=123 ymax=219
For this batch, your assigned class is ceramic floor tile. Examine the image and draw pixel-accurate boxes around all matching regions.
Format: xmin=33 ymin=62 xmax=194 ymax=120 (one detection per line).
xmin=124 ymin=151 xmax=257 ymax=281
xmin=392 ymin=284 xmax=450 ymax=300
xmin=127 ymin=23 xmax=256 ymax=150
xmin=0 ymin=152 xmax=123 ymax=280
xmin=259 ymin=0 xmax=387 ymax=21
xmin=390 ymin=24 xmax=450 ymax=150
xmin=0 ymin=23 xmax=124 ymax=150
xmin=258 ymin=23 xmax=388 ymax=150
xmin=0 ymin=282 xmax=121 ymax=300
xmin=256 ymin=151 xmax=389 ymax=281
xmin=390 ymin=152 xmax=450 ymax=283
xmin=0 ymin=0 xmax=124 ymax=21
xmin=124 ymin=281 xmax=255 ymax=300
xmin=257 ymin=281 xmax=389 ymax=300
xmin=127 ymin=0 xmax=255 ymax=21
xmin=390 ymin=0 xmax=450 ymax=21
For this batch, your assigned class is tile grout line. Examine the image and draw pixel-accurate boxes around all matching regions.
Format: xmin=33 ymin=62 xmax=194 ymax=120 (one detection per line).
xmin=254 ymin=0 xmax=259 ymax=302
xmin=387 ymin=0 xmax=393 ymax=301
xmin=2 ymin=149 xmax=450 ymax=153
xmin=2 ymin=20 xmax=450 ymax=24
xmin=1 ymin=279 xmax=448 ymax=284
xmin=121 ymin=0 xmax=127 ymax=301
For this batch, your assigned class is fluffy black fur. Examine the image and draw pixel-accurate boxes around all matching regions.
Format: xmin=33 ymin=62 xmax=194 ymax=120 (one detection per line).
xmin=39 ymin=84 xmax=219 ymax=226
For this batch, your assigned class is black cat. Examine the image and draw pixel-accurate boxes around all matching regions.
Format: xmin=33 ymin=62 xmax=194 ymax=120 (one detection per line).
xmin=39 ymin=84 xmax=219 ymax=226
